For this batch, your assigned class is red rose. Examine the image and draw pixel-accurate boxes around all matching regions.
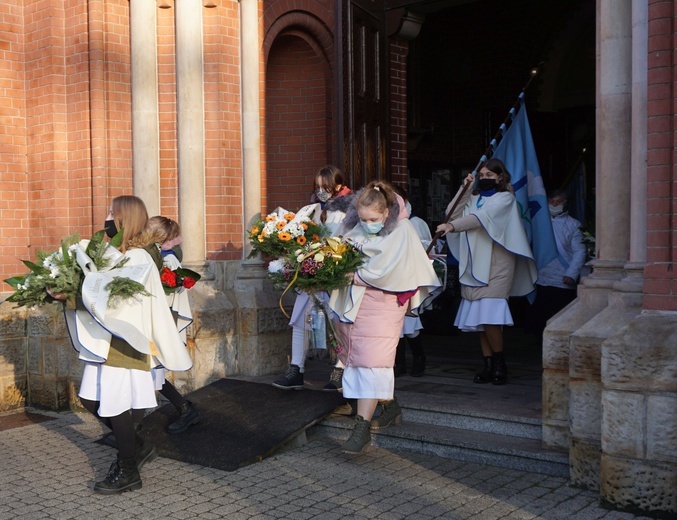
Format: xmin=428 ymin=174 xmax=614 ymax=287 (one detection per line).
xmin=160 ymin=267 xmax=178 ymax=287
xmin=182 ymin=276 xmax=196 ymax=289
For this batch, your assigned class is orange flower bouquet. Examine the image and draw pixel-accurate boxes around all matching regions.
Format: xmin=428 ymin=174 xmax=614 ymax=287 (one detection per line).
xmin=247 ymin=207 xmax=326 ymax=259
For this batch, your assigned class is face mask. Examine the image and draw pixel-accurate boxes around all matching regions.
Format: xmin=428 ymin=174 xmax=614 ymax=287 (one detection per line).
xmin=478 ymin=178 xmax=498 ymax=192
xmin=315 ymin=189 xmax=331 ymax=203
xmin=360 ymin=221 xmax=384 ymax=235
xmin=104 ymin=219 xmax=118 ymax=239
xmin=548 ymin=204 xmax=564 ymax=217
xmin=405 ymin=201 xmax=412 ymax=215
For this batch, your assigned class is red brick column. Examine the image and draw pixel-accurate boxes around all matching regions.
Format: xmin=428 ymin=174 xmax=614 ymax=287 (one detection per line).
xmin=389 ymin=39 xmax=408 ymax=187
xmin=643 ymin=0 xmax=676 ymax=311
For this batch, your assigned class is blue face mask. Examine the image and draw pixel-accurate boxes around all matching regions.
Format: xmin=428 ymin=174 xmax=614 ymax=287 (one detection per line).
xmin=360 ymin=221 xmax=384 ymax=235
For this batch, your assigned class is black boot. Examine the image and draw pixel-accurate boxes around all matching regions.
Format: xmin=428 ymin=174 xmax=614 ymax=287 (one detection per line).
xmin=394 ymin=338 xmax=407 ymax=377
xmin=473 ymin=356 xmax=494 ymax=384
xmin=168 ymin=400 xmax=200 ymax=434
xmin=408 ymin=334 xmax=426 ymax=377
xmin=94 ymin=456 xmax=142 ymax=494
xmin=273 ymin=364 xmax=305 ymax=390
xmin=134 ymin=428 xmax=158 ymax=470
xmin=491 ymin=351 xmax=508 ymax=385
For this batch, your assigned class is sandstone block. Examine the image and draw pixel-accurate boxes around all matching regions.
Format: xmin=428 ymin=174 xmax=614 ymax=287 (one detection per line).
xmin=602 ymin=390 xmax=645 ymax=458
xmin=570 ymin=438 xmax=601 ymax=489
xmin=600 ymin=454 xmax=677 ymax=514
xmin=647 ymin=395 xmax=677 ymax=463
xmin=0 ymin=338 xmax=28 ymax=377
xmin=569 ymin=380 xmax=602 ymax=438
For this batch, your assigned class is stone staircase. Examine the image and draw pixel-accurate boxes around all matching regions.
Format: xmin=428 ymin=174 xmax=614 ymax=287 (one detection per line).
xmin=309 ymin=388 xmax=570 ymax=477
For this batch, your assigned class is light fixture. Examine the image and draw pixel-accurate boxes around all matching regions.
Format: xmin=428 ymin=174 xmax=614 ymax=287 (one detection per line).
xmin=157 ymin=0 xmax=172 ymax=9
xmin=203 ymin=0 xmax=217 ymax=7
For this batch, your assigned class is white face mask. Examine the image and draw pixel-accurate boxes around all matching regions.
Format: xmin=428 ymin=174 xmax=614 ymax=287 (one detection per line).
xmin=548 ymin=204 xmax=564 ymax=217
xmin=405 ymin=201 xmax=412 ymax=215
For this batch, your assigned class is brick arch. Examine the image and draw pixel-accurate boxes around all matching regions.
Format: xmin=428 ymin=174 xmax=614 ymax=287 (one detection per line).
xmin=263 ymin=11 xmax=335 ymax=80
xmin=265 ymin=33 xmax=334 ymax=212
xmin=263 ymin=11 xmax=336 ymax=213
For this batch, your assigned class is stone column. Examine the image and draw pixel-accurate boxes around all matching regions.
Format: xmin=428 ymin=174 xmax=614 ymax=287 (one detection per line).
xmin=129 ymin=0 xmax=160 ymax=216
xmin=598 ymin=2 xmax=677 ymax=514
xmin=566 ymin=0 xmax=635 ymax=488
xmin=239 ymin=0 xmax=263 ymax=265
xmin=175 ymin=0 xmax=206 ymax=264
xmin=233 ymin=0 xmax=291 ymax=376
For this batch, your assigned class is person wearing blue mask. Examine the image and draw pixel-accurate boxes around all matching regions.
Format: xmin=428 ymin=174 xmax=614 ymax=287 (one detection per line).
xmin=329 ymin=181 xmax=441 ymax=454
xmin=436 ymin=159 xmax=537 ymax=385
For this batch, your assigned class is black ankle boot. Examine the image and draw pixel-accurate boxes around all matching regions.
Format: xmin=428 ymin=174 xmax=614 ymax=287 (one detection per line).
xmin=168 ymin=400 xmax=200 ymax=434
xmin=491 ymin=351 xmax=508 ymax=385
xmin=474 ymin=356 xmax=494 ymax=384
xmin=94 ymin=456 xmax=142 ymax=494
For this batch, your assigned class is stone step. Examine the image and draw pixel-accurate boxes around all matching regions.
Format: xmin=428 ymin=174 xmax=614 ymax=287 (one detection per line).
xmin=311 ymin=415 xmax=569 ymax=478
xmin=396 ymin=391 xmax=543 ymax=440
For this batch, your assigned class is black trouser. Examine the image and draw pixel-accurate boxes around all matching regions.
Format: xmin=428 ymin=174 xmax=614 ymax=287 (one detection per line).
xmin=524 ymin=284 xmax=577 ymax=339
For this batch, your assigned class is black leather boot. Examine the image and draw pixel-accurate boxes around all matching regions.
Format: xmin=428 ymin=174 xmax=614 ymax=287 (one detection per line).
xmin=168 ymin=400 xmax=200 ymax=434
xmin=473 ymin=356 xmax=494 ymax=384
xmin=94 ymin=456 xmax=142 ymax=494
xmin=491 ymin=351 xmax=508 ymax=385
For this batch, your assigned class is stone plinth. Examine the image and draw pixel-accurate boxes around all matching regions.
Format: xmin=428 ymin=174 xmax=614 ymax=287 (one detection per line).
xmin=599 ymin=311 xmax=677 ymax=515
xmin=542 ymin=283 xmax=610 ymax=450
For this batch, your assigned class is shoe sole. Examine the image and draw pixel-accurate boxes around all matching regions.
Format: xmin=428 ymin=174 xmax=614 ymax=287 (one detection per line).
xmin=93 ymin=481 xmax=142 ymax=494
xmin=369 ymin=414 xmax=402 ymax=431
xmin=341 ymin=444 xmax=371 ymax=455
xmin=323 ymin=387 xmax=342 ymax=392
xmin=271 ymin=383 xmax=304 ymax=390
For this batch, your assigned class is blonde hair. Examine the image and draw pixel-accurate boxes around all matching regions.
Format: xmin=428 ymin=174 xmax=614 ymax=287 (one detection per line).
xmin=356 ymin=180 xmax=395 ymax=214
xmin=111 ymin=195 xmax=149 ymax=252
xmin=148 ymin=215 xmax=181 ymax=245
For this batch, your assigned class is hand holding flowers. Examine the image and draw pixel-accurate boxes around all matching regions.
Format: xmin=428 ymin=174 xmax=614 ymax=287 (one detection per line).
xmin=159 ymin=266 xmax=201 ymax=294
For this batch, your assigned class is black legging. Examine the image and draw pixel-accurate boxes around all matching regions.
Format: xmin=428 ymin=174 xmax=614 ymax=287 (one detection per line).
xmin=80 ymin=398 xmax=136 ymax=460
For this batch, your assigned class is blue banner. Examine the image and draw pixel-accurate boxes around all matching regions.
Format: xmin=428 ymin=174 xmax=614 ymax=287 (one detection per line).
xmin=492 ymin=100 xmax=557 ymax=271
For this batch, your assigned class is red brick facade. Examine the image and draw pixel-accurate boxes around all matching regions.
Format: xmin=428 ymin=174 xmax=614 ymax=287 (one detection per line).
xmin=643 ymin=0 xmax=676 ymax=310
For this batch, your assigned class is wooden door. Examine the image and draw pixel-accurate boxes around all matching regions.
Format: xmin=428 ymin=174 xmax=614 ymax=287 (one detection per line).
xmin=339 ymin=0 xmax=389 ymax=189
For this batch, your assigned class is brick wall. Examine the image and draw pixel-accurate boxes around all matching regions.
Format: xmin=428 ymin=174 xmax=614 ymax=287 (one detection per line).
xmin=390 ymin=39 xmax=408 ymax=188
xmin=643 ymin=0 xmax=676 ymax=311
xmin=0 ymin=2 xmax=28 ymax=287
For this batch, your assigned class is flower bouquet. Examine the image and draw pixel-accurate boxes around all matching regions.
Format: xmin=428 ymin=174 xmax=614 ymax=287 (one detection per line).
xmin=3 ymin=230 xmax=148 ymax=309
xmin=159 ymin=266 xmax=201 ymax=294
xmin=267 ymin=236 xmax=365 ymax=360
xmin=247 ymin=207 xmax=326 ymax=259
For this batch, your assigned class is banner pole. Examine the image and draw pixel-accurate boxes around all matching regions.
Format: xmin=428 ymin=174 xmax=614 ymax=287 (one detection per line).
xmin=425 ymin=65 xmax=542 ymax=255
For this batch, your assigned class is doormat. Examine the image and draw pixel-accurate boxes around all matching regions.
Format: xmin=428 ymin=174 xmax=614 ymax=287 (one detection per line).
xmin=0 ymin=411 xmax=56 ymax=432
xmin=143 ymin=378 xmax=346 ymax=471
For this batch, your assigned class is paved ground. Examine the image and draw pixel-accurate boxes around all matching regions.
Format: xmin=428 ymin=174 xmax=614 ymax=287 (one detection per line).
xmin=0 ymin=409 xmax=657 ymax=520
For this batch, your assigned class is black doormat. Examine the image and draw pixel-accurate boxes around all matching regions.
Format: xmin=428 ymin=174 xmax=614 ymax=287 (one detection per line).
xmin=143 ymin=378 xmax=346 ymax=471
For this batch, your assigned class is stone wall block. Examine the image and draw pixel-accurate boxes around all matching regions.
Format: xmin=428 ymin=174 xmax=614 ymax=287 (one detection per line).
xmin=189 ymin=285 xmax=236 ymax=336
xmin=0 ymin=338 xmax=27 ymax=377
xmin=27 ymin=305 xmax=62 ymax=338
xmin=602 ymin=313 xmax=677 ymax=392
xmin=602 ymin=390 xmax=645 ymax=458
xmin=0 ymin=306 xmax=27 ymax=337
xmin=569 ymin=380 xmax=602 ymax=438
xmin=27 ymin=338 xmax=43 ymax=375
xmin=0 ymin=376 xmax=26 ymax=412
xmin=186 ymin=337 xmax=233 ymax=390
xmin=646 ymin=395 xmax=677 ymax=463
xmin=542 ymin=333 xmax=571 ymax=370
xmin=570 ymin=438 xmax=601 ymax=489
xmin=28 ymin=376 xmax=71 ymax=410
xmin=42 ymin=339 xmax=74 ymax=377
xmin=542 ymin=370 xmax=569 ymax=423
xmin=257 ymin=307 xmax=290 ymax=334
xmin=600 ymin=454 xmax=677 ymax=514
